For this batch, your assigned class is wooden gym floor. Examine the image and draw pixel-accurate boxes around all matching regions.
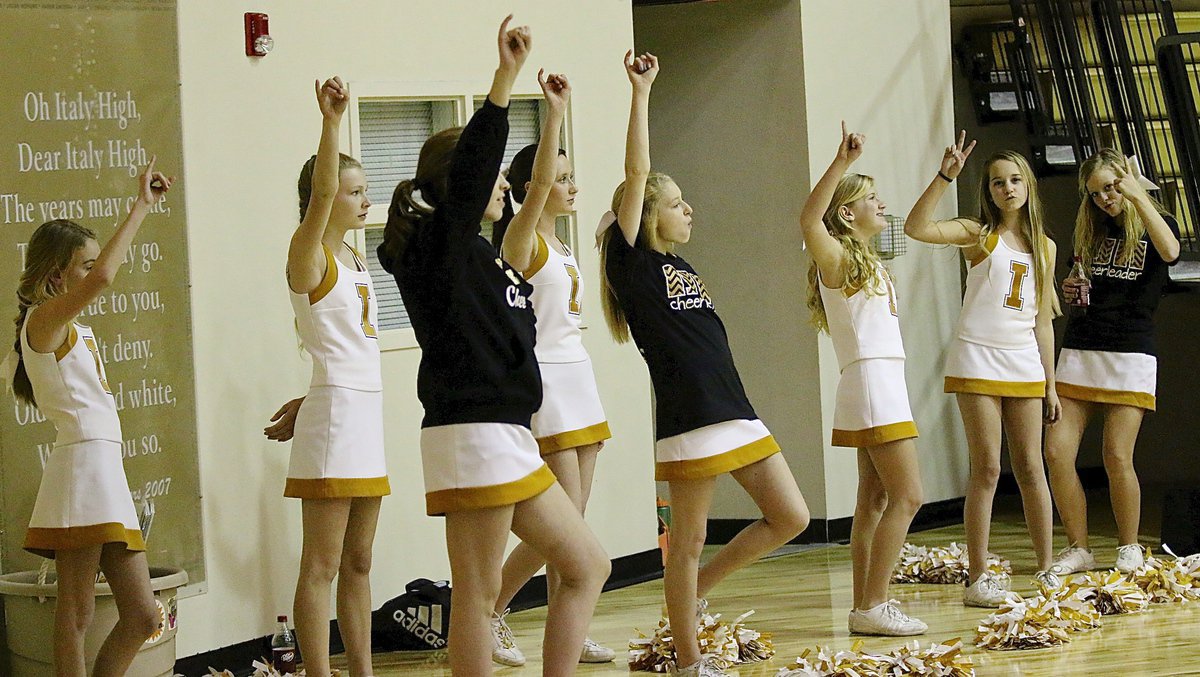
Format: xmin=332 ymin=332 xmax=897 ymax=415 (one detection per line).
xmin=344 ymin=489 xmax=1200 ymax=676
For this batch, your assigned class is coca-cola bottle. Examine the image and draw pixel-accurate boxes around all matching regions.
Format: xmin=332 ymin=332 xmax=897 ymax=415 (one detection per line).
xmin=271 ymin=615 xmax=297 ymax=674
xmin=1067 ymin=255 xmax=1090 ymax=313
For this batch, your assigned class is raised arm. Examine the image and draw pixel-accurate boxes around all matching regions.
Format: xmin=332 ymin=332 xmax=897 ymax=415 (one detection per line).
xmin=905 ymin=130 xmax=982 ymax=246
xmin=501 ymin=70 xmax=569 ymax=271
xmin=799 ymin=122 xmax=865 ymax=289
xmin=288 ymin=77 xmax=348 ymax=294
xmin=28 ymin=159 xmax=172 ymax=349
xmin=1113 ymin=165 xmax=1181 ymax=263
xmin=442 ymin=16 xmax=530 ymax=231
xmin=616 ymin=50 xmax=658 ymax=247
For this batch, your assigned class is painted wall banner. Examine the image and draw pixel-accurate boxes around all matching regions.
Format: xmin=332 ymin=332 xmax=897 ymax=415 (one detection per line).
xmin=0 ymin=0 xmax=203 ymax=586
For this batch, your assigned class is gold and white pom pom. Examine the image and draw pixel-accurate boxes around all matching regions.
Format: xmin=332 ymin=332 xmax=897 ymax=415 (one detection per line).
xmin=1128 ymin=554 xmax=1200 ymax=604
xmin=1064 ymin=570 xmax=1150 ymax=615
xmin=974 ymin=593 xmax=1099 ymax=651
xmin=776 ymin=638 xmax=975 ymax=676
xmin=628 ymin=607 xmax=770 ymax=672
xmin=892 ymin=542 xmax=1011 ymax=585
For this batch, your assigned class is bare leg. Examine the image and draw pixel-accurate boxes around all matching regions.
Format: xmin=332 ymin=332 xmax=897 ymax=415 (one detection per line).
xmin=1101 ymin=404 xmax=1146 ymax=546
xmin=445 ymin=505 xmax=514 ymax=676
xmin=664 ymin=476 xmax=716 ymax=669
xmin=696 ymin=453 xmax=808 ymax=598
xmin=337 ymin=497 xmax=382 ymax=677
xmin=92 ymin=545 xmax=158 ymax=677
xmin=53 ymin=545 xmax=103 ymax=677
xmin=1003 ymin=397 xmax=1055 ymax=571
xmin=1045 ymin=397 xmax=1093 ymax=548
xmin=957 ymin=393 xmax=1004 ymax=582
xmin=495 ymin=444 xmax=601 ymax=613
xmin=858 ymin=439 xmax=923 ymax=610
xmin=295 ymin=499 xmax=352 ymax=677
xmin=510 ymin=483 xmax=609 ymax=677
xmin=850 ymin=449 xmax=887 ymax=610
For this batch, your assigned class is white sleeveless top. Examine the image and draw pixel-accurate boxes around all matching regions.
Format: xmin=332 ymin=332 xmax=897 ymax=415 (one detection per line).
xmin=524 ymin=233 xmax=588 ymax=364
xmin=957 ymin=229 xmax=1038 ymax=349
xmin=20 ymin=312 xmax=121 ymax=445
xmin=818 ymin=265 xmax=906 ymax=371
xmin=289 ymin=244 xmax=382 ymax=391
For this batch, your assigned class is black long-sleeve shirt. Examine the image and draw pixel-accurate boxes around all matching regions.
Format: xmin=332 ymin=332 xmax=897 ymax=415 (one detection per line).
xmin=379 ymin=99 xmax=541 ymax=428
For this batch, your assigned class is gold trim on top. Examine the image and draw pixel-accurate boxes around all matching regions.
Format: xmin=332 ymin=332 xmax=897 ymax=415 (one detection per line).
xmin=284 ymin=475 xmax=392 ymax=499
xmin=969 ymin=230 xmax=1000 ymax=267
xmin=54 ymin=324 xmax=78 ymax=361
xmin=524 ymin=234 xmax=550 ymax=279
xmin=308 ymin=246 xmax=339 ymax=305
xmin=25 ymin=523 xmax=146 ymax=559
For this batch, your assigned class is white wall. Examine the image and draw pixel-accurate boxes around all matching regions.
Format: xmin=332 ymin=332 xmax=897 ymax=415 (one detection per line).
xmin=635 ymin=0 xmax=968 ymax=522
xmin=175 ymin=0 xmax=657 ymax=657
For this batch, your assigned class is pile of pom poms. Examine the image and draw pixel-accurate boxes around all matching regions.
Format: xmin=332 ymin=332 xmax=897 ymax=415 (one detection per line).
xmin=628 ymin=608 xmax=773 ymax=672
xmin=775 ymin=638 xmax=974 ymax=676
xmin=204 ymin=661 xmax=331 ymax=677
xmin=891 ymin=542 xmax=1012 ymax=585
xmin=975 ymin=545 xmax=1200 ymax=651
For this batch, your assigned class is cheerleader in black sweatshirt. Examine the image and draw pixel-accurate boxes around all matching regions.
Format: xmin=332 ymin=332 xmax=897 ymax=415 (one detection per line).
xmin=376 ymin=16 xmax=608 ymax=676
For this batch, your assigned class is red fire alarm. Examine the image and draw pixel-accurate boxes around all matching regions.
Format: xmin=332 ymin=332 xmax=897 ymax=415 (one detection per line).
xmin=244 ymin=12 xmax=274 ymax=57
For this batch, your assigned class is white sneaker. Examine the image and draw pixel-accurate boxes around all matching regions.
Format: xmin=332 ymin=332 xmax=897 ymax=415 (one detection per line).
xmin=1034 ymin=569 xmax=1062 ymax=591
xmin=673 ymin=656 xmax=727 ymax=676
xmin=1047 ymin=545 xmax=1097 ymax=577
xmin=848 ymin=600 xmax=927 ymax=636
xmin=964 ymin=572 xmax=1011 ymax=608
xmin=490 ymin=609 xmax=525 ymax=667
xmin=579 ymin=637 xmax=616 ymax=663
xmin=1115 ymin=544 xmax=1146 ymax=573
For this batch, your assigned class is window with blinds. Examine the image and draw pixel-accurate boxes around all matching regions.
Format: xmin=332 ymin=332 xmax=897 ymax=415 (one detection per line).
xmin=473 ymin=97 xmax=544 ymax=164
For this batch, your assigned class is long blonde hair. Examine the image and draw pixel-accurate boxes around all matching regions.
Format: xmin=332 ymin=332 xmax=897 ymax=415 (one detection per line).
xmin=978 ymin=151 xmax=1061 ymax=317
xmin=11 ymin=220 xmax=96 ymax=405
xmin=806 ymin=174 xmax=887 ymax=333
xmin=1074 ymin=149 xmax=1160 ymax=266
xmin=598 ymin=171 xmax=674 ymax=343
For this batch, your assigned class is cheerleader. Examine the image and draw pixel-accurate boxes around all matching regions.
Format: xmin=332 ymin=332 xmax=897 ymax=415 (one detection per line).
xmin=376 ymin=17 xmax=608 ymax=676
xmin=267 ymin=76 xmax=390 ymax=677
xmin=1045 ymin=150 xmax=1179 ymax=576
xmin=597 ymin=53 xmax=809 ymax=676
xmin=488 ymin=73 xmax=616 ymax=666
xmin=800 ymin=124 xmax=926 ymax=635
xmin=8 ymin=162 xmax=171 ymax=676
xmin=905 ymin=137 xmax=1062 ymax=606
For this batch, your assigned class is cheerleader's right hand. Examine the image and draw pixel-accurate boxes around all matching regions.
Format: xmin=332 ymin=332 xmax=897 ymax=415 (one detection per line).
xmin=264 ymin=397 xmax=305 ymax=442
xmin=940 ymin=130 xmax=976 ymax=180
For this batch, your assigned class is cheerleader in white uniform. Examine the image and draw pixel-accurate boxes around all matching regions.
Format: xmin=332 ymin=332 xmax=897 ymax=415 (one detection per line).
xmin=8 ymin=162 xmax=171 ymax=676
xmin=267 ymin=76 xmax=389 ymax=677
xmin=375 ymin=18 xmax=608 ymax=676
xmin=488 ymin=72 xmax=617 ymax=666
xmin=906 ymin=138 xmax=1063 ymax=606
xmin=1045 ymin=150 xmax=1180 ymax=576
xmin=598 ymin=54 xmax=808 ymax=677
xmin=800 ymin=124 xmax=925 ymax=636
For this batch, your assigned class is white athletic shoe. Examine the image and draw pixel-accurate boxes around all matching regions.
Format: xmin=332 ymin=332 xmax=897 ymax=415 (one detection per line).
xmin=964 ymin=572 xmax=1012 ymax=608
xmin=579 ymin=637 xmax=616 ymax=663
xmin=1034 ymin=569 xmax=1062 ymax=591
xmin=673 ymin=655 xmax=727 ymax=676
xmin=490 ymin=609 xmax=526 ymax=667
xmin=1047 ymin=545 xmax=1097 ymax=577
xmin=848 ymin=600 xmax=928 ymax=636
xmin=1115 ymin=544 xmax=1146 ymax=573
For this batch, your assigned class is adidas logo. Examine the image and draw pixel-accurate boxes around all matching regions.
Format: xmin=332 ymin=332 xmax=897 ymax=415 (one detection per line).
xmin=393 ymin=604 xmax=447 ymax=649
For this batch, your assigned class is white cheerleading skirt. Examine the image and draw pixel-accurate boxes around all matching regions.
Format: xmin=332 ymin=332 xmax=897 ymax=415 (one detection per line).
xmin=420 ymin=422 xmax=557 ymax=516
xmin=831 ymin=358 xmax=919 ymax=448
xmin=285 ymin=386 xmax=390 ymax=499
xmin=944 ymin=338 xmax=1045 ymax=398
xmin=1055 ymin=348 xmax=1157 ymax=411
xmin=24 ymin=439 xmax=144 ymax=559
xmin=654 ymin=418 xmax=780 ymax=481
xmin=531 ymin=358 xmax=611 ymax=456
